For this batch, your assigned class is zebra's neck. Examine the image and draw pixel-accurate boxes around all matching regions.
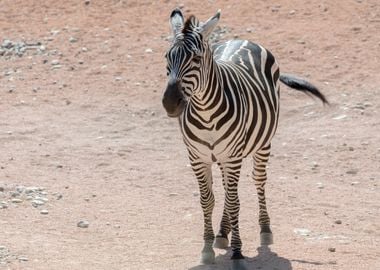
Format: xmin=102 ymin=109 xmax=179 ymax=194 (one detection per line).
xmin=189 ymin=55 xmax=227 ymax=122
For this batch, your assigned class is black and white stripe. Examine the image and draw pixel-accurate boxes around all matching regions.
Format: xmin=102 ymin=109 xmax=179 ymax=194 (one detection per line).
xmin=162 ymin=9 xmax=327 ymax=264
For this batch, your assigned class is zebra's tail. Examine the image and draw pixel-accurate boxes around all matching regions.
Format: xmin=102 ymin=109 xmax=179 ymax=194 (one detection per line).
xmin=279 ymin=74 xmax=329 ymax=104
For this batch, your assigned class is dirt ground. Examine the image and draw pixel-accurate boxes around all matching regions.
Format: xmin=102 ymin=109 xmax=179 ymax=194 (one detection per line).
xmin=0 ymin=0 xmax=379 ymax=269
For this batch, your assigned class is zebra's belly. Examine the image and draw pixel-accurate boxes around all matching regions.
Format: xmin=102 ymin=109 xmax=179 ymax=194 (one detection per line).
xmin=181 ymin=115 xmax=279 ymax=163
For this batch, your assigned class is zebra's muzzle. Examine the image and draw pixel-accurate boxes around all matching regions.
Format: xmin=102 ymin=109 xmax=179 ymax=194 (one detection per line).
xmin=162 ymin=78 xmax=186 ymax=117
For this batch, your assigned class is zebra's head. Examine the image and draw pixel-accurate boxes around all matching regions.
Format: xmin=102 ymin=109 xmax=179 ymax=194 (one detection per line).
xmin=162 ymin=8 xmax=220 ymax=117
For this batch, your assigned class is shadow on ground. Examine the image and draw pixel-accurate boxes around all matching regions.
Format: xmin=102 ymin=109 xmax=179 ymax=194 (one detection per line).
xmin=188 ymin=246 xmax=291 ymax=270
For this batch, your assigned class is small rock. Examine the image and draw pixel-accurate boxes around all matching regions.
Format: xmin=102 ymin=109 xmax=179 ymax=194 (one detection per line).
xmin=316 ymin=182 xmax=324 ymax=189
xmin=32 ymin=199 xmax=45 ymax=207
xmin=51 ymin=59 xmax=60 ymax=65
xmin=69 ymin=37 xmax=78 ymax=43
xmin=294 ymin=228 xmax=311 ymax=236
xmin=145 ymin=48 xmax=153 ymax=53
xmin=328 ymin=247 xmax=336 ymax=252
xmin=11 ymin=198 xmax=23 ymax=203
xmin=16 ymin=186 xmax=25 ymax=193
xmin=335 ymin=220 xmax=342 ymax=224
xmin=40 ymin=209 xmax=49 ymax=215
xmin=346 ymin=169 xmax=358 ymax=175
xmin=348 ymin=146 xmax=354 ymax=151
xmin=2 ymin=39 xmax=13 ymax=49
xmin=84 ymin=0 xmax=91 ymax=5
xmin=0 ymin=187 xmax=4 ymax=192
xmin=77 ymin=220 xmax=89 ymax=228
xmin=11 ymin=192 xmax=19 ymax=197
xmin=35 ymin=196 xmax=48 ymax=202
xmin=351 ymin=181 xmax=360 ymax=185
xmin=169 ymin=193 xmax=178 ymax=197
xmin=333 ymin=115 xmax=347 ymax=120
xmin=289 ymin=10 xmax=296 ymax=15
xmin=18 ymin=256 xmax=29 ymax=261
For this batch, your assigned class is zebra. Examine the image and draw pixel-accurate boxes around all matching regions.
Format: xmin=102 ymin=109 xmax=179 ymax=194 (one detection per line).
xmin=162 ymin=8 xmax=328 ymax=265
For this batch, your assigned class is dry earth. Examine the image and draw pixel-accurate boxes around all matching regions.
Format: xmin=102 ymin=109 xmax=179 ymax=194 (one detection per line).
xmin=0 ymin=0 xmax=379 ymax=269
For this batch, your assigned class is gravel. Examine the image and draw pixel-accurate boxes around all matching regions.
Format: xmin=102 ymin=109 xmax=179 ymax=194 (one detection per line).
xmin=0 ymin=184 xmax=54 ymax=210
xmin=1 ymin=39 xmax=46 ymax=58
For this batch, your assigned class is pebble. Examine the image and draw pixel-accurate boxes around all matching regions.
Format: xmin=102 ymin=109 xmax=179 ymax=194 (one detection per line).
xmin=32 ymin=199 xmax=45 ymax=207
xmin=333 ymin=114 xmax=347 ymax=120
xmin=328 ymin=247 xmax=336 ymax=252
xmin=145 ymin=48 xmax=153 ymax=53
xmin=69 ymin=37 xmax=78 ymax=43
xmin=335 ymin=220 xmax=342 ymax=224
xmin=0 ymin=201 xmax=8 ymax=209
xmin=11 ymin=198 xmax=23 ymax=203
xmin=0 ymin=186 xmax=4 ymax=192
xmin=51 ymin=59 xmax=60 ymax=65
xmin=18 ymin=256 xmax=29 ymax=261
xmin=77 ymin=220 xmax=89 ymax=228
xmin=316 ymin=182 xmax=324 ymax=189
xmin=294 ymin=228 xmax=311 ymax=236
xmin=40 ymin=209 xmax=49 ymax=215
xmin=346 ymin=169 xmax=358 ymax=175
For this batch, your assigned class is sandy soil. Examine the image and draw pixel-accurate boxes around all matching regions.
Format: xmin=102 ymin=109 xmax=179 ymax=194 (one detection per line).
xmin=0 ymin=0 xmax=379 ymax=269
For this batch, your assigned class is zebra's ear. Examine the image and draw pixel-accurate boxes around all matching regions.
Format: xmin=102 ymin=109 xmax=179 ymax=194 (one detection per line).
xmin=169 ymin=8 xmax=184 ymax=38
xmin=199 ymin=10 xmax=221 ymax=39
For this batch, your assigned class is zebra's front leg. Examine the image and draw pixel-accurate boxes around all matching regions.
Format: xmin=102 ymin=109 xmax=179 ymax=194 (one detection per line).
xmin=220 ymin=160 xmax=244 ymax=260
xmin=214 ymin=162 xmax=231 ymax=249
xmin=254 ymin=146 xmax=274 ymax=246
xmin=192 ymin=161 xmax=215 ymax=264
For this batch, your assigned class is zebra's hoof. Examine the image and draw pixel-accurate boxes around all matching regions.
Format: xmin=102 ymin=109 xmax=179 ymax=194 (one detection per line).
xmin=231 ymin=250 xmax=244 ymax=260
xmin=260 ymin=232 xmax=273 ymax=246
xmin=231 ymin=259 xmax=248 ymax=270
xmin=214 ymin=236 xmax=229 ymax=249
xmin=200 ymin=249 xmax=215 ymax=264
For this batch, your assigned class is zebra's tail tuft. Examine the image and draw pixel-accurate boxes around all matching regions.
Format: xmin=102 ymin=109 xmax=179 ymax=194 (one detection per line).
xmin=279 ymin=74 xmax=329 ymax=104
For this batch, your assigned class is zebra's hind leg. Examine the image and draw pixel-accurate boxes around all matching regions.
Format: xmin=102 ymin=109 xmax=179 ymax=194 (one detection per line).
xmin=191 ymin=161 xmax=216 ymax=264
xmin=253 ymin=145 xmax=274 ymax=246
xmin=214 ymin=162 xmax=231 ymax=249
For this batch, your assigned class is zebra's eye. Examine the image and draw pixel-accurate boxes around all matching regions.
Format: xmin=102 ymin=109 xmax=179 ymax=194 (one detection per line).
xmin=193 ymin=55 xmax=202 ymax=64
